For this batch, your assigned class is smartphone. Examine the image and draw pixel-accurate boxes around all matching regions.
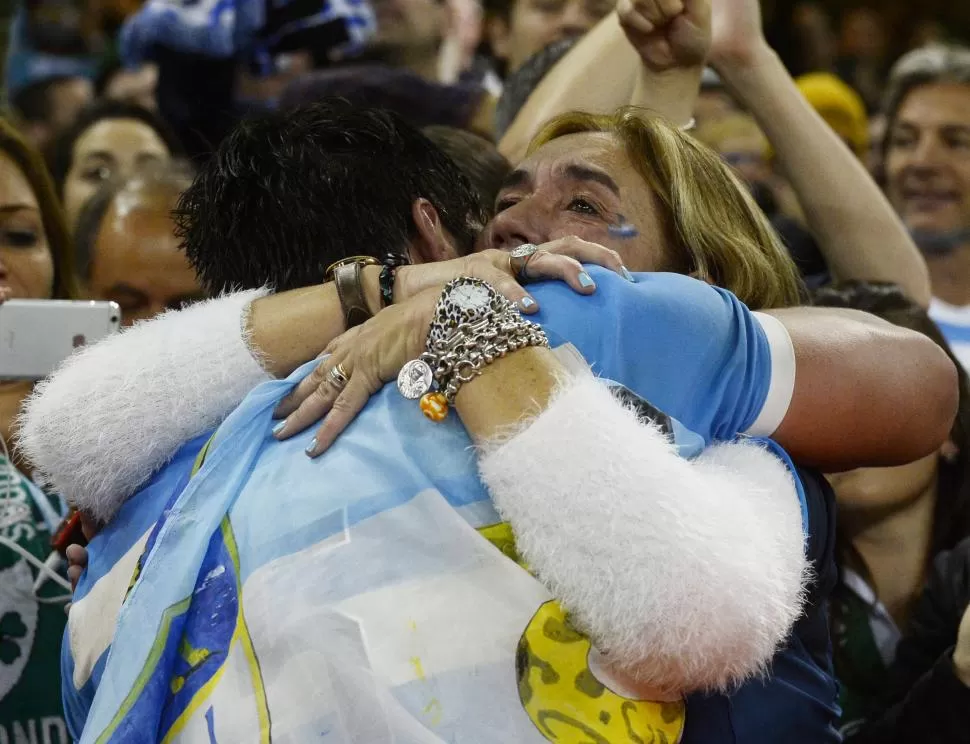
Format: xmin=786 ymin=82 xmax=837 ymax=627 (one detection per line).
xmin=0 ymin=300 xmax=121 ymax=380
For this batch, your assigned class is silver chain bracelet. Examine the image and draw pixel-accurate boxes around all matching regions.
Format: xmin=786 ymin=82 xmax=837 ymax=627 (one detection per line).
xmin=397 ymin=278 xmax=550 ymax=417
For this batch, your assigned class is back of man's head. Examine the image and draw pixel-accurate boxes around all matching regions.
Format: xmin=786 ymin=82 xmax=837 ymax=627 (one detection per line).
xmin=175 ymin=101 xmax=487 ymax=294
xmin=422 ymin=126 xmax=511 ymax=211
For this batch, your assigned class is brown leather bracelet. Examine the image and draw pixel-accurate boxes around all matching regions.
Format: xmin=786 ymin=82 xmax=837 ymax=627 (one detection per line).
xmin=334 ymin=262 xmax=373 ymax=329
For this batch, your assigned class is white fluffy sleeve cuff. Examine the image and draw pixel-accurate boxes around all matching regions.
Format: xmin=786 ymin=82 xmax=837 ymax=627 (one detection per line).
xmin=478 ymin=375 xmax=809 ymax=695
xmin=17 ymin=288 xmax=272 ymax=523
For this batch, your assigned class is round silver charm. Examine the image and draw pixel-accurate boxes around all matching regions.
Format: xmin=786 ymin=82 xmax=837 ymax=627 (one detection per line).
xmin=397 ymin=359 xmax=434 ymax=399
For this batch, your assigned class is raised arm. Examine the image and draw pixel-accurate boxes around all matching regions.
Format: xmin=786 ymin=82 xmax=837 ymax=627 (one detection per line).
xmin=708 ymin=0 xmax=931 ymax=306
xmin=499 ymin=0 xmax=710 ymax=163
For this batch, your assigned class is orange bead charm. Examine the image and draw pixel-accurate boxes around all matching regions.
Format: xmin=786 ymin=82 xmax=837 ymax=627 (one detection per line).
xmin=420 ymin=392 xmax=449 ymax=422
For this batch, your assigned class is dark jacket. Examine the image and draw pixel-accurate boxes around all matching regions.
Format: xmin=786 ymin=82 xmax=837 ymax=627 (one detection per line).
xmin=845 ymin=537 xmax=970 ymax=743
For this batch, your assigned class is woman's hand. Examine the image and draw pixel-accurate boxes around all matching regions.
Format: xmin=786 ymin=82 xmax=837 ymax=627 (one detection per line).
xmin=275 ymin=237 xmax=624 ymax=454
xmin=617 ymin=0 xmax=711 ymax=73
xmin=391 ymin=237 xmax=630 ymax=312
xmin=272 ymin=288 xmax=442 ymax=456
xmin=708 ymin=0 xmax=771 ymax=71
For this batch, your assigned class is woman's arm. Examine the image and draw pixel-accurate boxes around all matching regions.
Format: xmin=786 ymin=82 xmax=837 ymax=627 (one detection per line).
xmin=767 ymin=306 xmax=958 ymax=470
xmin=18 ymin=246 xmax=621 ymax=521
xmin=498 ymin=0 xmax=709 ymax=163
xmin=463 ymin=352 xmax=806 ymax=694
xmin=708 ymin=0 xmax=931 ymax=307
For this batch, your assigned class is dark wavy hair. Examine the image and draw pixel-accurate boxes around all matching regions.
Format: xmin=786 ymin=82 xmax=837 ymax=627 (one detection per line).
xmin=46 ymin=100 xmax=183 ymax=199
xmin=813 ymin=281 xmax=970 ymax=555
xmin=174 ymin=100 xmax=487 ymax=294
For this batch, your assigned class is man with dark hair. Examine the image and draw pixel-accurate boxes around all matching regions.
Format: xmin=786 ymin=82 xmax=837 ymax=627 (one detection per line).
xmin=9 ymin=74 xmax=93 ymax=150
xmin=74 ymin=163 xmax=205 ymax=324
xmin=422 ymin=125 xmax=512 ymax=210
xmin=176 ymin=102 xmax=488 ymax=295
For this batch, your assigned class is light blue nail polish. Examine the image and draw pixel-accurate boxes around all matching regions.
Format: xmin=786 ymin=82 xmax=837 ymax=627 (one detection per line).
xmin=621 ymin=266 xmax=635 ymax=282
xmin=520 ymin=296 xmax=536 ymax=309
xmin=305 ymin=437 xmax=317 ymax=456
xmin=578 ymin=272 xmax=595 ymax=288
xmin=272 ymin=421 xmax=286 ymax=436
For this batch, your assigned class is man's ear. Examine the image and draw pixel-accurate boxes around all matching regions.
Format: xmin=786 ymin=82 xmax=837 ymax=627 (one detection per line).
xmin=410 ymin=198 xmax=458 ymax=264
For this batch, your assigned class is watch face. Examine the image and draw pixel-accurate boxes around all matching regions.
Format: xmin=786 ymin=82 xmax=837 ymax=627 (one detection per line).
xmin=449 ymin=282 xmax=492 ymax=313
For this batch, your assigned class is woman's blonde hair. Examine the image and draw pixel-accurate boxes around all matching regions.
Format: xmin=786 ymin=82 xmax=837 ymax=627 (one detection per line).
xmin=528 ymin=107 xmax=804 ymax=310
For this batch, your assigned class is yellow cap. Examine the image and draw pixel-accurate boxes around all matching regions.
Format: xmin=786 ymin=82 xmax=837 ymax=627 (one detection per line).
xmin=795 ymin=72 xmax=870 ymax=156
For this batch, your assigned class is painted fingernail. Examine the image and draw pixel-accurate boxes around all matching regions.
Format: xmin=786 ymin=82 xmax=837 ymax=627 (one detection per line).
xmin=520 ymin=296 xmax=536 ymax=309
xmin=272 ymin=421 xmax=286 ymax=437
xmin=305 ymin=437 xmax=317 ymax=457
xmin=578 ymin=272 xmax=595 ymax=288
xmin=621 ymin=266 xmax=635 ymax=282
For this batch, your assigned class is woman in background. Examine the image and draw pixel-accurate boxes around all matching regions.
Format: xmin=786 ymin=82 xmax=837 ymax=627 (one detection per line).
xmin=0 ymin=117 xmax=76 ymax=743
xmin=46 ymin=100 xmax=182 ymax=229
xmin=815 ymin=281 xmax=970 ymax=742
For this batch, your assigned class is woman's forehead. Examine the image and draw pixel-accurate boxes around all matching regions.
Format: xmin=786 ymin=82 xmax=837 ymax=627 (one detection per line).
xmin=524 ymin=131 xmax=620 ymax=171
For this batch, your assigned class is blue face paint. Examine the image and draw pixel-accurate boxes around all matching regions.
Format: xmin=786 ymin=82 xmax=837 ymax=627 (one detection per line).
xmin=608 ymin=217 xmax=639 ymax=239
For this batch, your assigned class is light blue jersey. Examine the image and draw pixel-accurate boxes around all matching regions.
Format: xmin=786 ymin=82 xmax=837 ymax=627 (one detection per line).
xmin=64 ymin=269 xmax=814 ymax=743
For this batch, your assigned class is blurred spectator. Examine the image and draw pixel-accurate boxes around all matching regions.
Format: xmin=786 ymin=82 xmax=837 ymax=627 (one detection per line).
xmin=0 ymin=115 xmax=76 ymax=743
xmin=367 ymin=0 xmax=451 ymax=80
xmin=836 ymin=6 xmax=890 ymax=112
xmin=695 ymin=67 xmax=736 ymax=127
xmin=482 ymin=0 xmax=613 ymax=78
xmin=94 ymin=61 xmax=159 ymax=111
xmin=73 ymin=162 xmax=204 ymax=325
xmin=47 ymin=100 xmax=183 ymax=230
xmin=880 ymin=45 xmax=970 ymax=366
xmin=493 ymin=37 xmax=577 ymax=138
xmin=696 ymin=112 xmax=772 ymax=186
xmin=423 ymin=124 xmax=511 ymax=208
xmin=814 ymin=282 xmax=970 ymax=742
xmin=791 ymin=1 xmax=837 ymax=74
xmin=9 ymin=75 xmax=93 ymax=151
xmin=796 ymin=72 xmax=870 ymax=158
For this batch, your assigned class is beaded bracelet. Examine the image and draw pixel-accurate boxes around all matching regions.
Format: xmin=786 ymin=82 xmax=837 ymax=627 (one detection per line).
xmin=379 ymin=252 xmax=411 ymax=307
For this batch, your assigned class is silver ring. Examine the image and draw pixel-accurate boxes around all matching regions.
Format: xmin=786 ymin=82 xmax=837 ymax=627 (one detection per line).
xmin=327 ymin=363 xmax=349 ymax=390
xmin=508 ymin=243 xmax=540 ymax=281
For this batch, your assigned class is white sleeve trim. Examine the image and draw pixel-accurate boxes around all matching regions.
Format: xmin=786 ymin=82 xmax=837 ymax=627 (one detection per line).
xmin=17 ymin=288 xmax=272 ymax=523
xmin=478 ymin=375 xmax=808 ymax=695
xmin=746 ymin=311 xmax=797 ymax=437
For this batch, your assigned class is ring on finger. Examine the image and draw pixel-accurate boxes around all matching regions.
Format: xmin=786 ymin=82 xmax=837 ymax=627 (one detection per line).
xmin=327 ymin=363 xmax=350 ymax=390
xmin=508 ymin=243 xmax=540 ymax=282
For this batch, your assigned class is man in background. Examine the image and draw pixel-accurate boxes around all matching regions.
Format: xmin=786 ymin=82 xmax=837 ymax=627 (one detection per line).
xmin=72 ymin=162 xmax=205 ymax=325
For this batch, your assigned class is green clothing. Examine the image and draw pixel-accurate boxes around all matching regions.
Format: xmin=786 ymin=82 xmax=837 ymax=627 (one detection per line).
xmin=832 ymin=568 xmax=902 ymax=733
xmin=0 ymin=457 xmax=70 ymax=743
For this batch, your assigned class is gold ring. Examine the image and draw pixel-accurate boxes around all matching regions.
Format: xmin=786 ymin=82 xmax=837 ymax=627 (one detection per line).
xmin=327 ymin=363 xmax=350 ymax=390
